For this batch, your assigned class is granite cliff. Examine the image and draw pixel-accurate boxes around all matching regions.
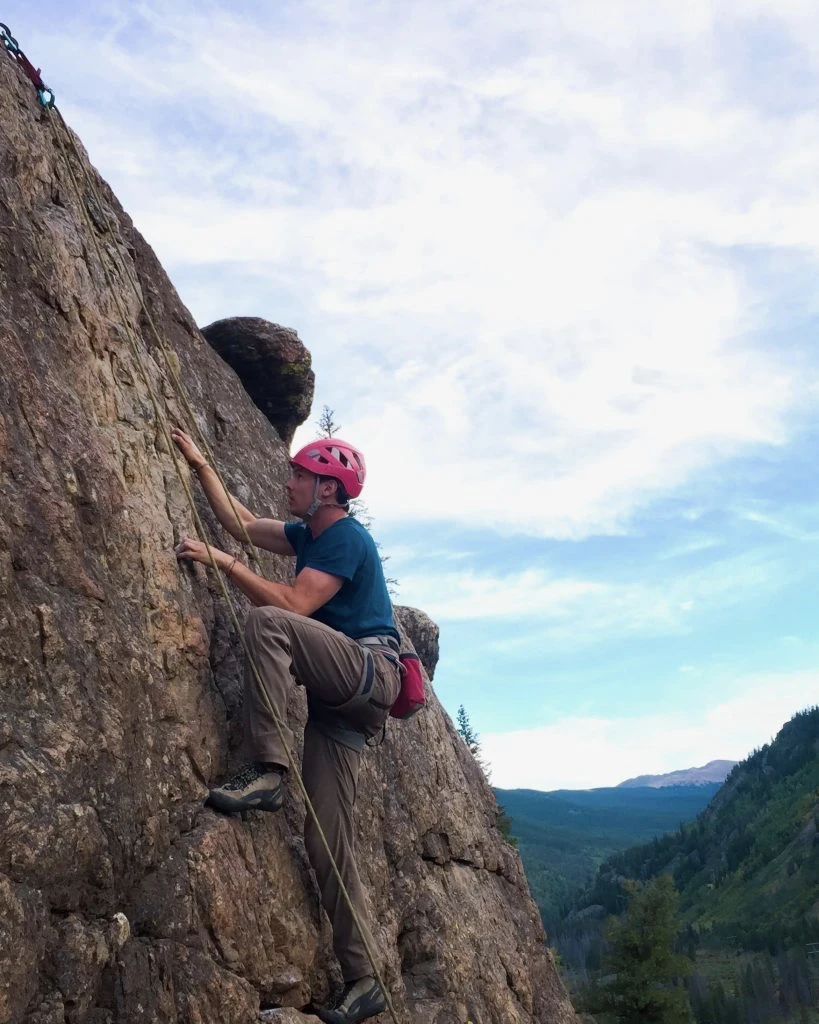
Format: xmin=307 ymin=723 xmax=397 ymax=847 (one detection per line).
xmin=0 ymin=53 xmax=577 ymax=1024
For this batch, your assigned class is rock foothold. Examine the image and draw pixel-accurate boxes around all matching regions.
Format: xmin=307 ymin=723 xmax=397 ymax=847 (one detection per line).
xmin=201 ymin=317 xmax=315 ymax=446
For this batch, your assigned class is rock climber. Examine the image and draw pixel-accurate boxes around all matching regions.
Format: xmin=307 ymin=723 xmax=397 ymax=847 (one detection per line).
xmin=172 ymin=427 xmax=399 ymax=1024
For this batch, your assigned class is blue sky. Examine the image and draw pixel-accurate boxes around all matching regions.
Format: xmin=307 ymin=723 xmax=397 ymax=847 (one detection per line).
xmin=9 ymin=0 xmax=819 ymax=788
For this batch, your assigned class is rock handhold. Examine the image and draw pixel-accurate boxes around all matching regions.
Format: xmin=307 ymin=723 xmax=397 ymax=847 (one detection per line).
xmin=201 ymin=317 xmax=314 ymax=445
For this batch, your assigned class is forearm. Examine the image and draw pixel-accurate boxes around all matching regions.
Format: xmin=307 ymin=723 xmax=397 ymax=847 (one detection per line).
xmin=227 ymin=561 xmax=303 ymax=612
xmin=195 ymin=465 xmax=255 ymax=539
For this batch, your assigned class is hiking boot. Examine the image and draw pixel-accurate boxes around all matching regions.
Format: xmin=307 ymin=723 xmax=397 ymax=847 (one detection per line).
xmin=205 ymin=763 xmax=284 ymax=814
xmin=315 ymin=976 xmax=387 ymax=1023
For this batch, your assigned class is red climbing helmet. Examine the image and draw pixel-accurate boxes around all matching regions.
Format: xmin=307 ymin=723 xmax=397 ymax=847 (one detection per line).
xmin=290 ymin=439 xmax=366 ymax=498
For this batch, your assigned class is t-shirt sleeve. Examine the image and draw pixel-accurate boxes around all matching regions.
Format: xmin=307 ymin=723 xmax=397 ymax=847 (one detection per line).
xmin=283 ymin=521 xmax=305 ymax=556
xmin=301 ymin=524 xmax=365 ymax=581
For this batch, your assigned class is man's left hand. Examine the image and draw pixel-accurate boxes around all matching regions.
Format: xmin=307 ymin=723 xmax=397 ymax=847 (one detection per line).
xmin=175 ymin=536 xmax=227 ymax=569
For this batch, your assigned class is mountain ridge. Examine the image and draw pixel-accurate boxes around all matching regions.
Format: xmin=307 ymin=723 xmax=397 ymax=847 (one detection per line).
xmin=617 ymin=759 xmax=737 ymax=789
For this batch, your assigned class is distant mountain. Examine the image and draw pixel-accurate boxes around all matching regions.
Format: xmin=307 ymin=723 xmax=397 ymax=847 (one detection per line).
xmin=617 ymin=759 xmax=737 ymax=788
xmin=495 ymin=783 xmax=720 ymax=928
xmin=577 ymin=706 xmax=819 ymax=951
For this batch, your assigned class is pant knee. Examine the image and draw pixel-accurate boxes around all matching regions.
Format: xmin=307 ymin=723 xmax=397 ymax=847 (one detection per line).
xmin=244 ymin=605 xmax=264 ymax=631
xmin=245 ymin=604 xmax=289 ymax=639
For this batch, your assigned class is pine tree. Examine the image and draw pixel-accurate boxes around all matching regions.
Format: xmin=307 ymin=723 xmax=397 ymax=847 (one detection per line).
xmin=780 ymin=946 xmax=815 ymax=1010
xmin=316 ymin=405 xmax=341 ymax=438
xmin=456 ymin=705 xmax=490 ymax=779
xmin=456 ymin=704 xmax=480 ymax=754
xmin=584 ymin=875 xmax=695 ymax=1024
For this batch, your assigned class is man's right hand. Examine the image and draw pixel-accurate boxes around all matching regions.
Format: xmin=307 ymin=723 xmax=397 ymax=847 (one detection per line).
xmin=171 ymin=427 xmax=207 ymax=470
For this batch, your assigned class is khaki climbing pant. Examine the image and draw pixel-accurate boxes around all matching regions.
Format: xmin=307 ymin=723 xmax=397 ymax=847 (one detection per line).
xmin=242 ymin=605 xmax=400 ymax=982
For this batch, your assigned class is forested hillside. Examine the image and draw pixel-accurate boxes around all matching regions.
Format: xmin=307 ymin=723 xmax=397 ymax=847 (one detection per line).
xmin=555 ymin=707 xmax=819 ymax=1024
xmin=496 ymin=784 xmax=719 ymax=926
xmin=580 ymin=706 xmax=819 ymax=951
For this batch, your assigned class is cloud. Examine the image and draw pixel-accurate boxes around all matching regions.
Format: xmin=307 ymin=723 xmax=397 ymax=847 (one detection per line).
xmin=483 ymin=671 xmax=819 ymax=789
xmin=23 ymin=0 xmax=819 ymax=539
xmin=733 ymin=506 xmax=819 ymax=542
xmin=395 ymin=545 xmax=805 ymax=646
xmin=398 ymin=568 xmax=607 ymax=622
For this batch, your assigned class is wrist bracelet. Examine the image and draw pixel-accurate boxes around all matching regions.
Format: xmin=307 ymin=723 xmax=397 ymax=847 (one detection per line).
xmin=194 ymin=462 xmax=208 ymax=473
xmin=225 ymin=557 xmax=237 ymax=577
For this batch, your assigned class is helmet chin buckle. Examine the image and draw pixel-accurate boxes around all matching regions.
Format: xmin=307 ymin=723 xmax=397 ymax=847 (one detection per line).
xmin=302 ymin=498 xmax=322 ymax=520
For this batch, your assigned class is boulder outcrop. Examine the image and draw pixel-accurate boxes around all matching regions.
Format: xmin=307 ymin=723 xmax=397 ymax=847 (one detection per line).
xmin=201 ymin=318 xmax=314 ymax=446
xmin=0 ymin=54 xmax=577 ymax=1024
xmin=393 ymin=606 xmax=440 ymax=681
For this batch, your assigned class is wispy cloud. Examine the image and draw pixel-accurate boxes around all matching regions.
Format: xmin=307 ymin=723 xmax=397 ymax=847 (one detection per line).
xmin=396 ymin=545 xmax=808 ymax=646
xmin=733 ymin=506 xmax=819 ymax=542
xmin=484 ymin=671 xmax=819 ymax=789
xmin=398 ymin=568 xmax=606 ymax=622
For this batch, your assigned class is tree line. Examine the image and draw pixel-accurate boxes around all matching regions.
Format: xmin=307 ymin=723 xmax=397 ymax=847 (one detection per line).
xmin=564 ymin=874 xmax=817 ymax=1024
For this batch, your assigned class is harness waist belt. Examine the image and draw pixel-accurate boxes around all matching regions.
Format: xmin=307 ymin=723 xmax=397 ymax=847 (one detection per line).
xmin=356 ymin=634 xmax=400 ymax=653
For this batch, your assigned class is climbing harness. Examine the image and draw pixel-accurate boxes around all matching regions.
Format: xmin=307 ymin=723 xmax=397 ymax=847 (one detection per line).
xmin=1 ymin=27 xmax=403 ymax=1024
xmin=357 ymin=636 xmax=426 ymax=720
xmin=299 ymin=625 xmax=426 ymax=752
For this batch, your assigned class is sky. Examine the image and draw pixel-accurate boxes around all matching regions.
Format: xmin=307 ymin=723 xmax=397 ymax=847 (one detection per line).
xmin=8 ymin=0 xmax=819 ymax=789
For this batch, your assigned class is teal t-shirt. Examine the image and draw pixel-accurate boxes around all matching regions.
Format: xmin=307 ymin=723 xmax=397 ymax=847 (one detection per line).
xmin=284 ymin=517 xmax=398 ymax=641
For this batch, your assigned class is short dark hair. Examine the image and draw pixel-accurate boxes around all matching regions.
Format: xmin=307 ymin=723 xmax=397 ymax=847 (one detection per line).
xmin=321 ymin=476 xmax=350 ymax=507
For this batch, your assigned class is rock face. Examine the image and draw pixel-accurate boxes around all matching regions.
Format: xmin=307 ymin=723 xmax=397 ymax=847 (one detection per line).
xmin=393 ymin=606 xmax=440 ymax=680
xmin=0 ymin=56 xmax=577 ymax=1024
xmin=201 ymin=317 xmax=315 ymax=446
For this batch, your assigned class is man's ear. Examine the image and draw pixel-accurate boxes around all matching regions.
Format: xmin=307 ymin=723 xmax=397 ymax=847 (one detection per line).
xmin=320 ymin=477 xmax=338 ymax=500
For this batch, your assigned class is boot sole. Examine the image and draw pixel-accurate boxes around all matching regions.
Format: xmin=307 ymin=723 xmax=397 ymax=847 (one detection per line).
xmin=206 ymin=788 xmax=283 ymax=815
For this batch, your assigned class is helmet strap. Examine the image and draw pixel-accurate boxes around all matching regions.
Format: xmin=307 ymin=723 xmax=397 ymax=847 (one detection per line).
xmin=301 ymin=476 xmax=323 ymax=520
xmin=301 ymin=477 xmax=347 ymax=520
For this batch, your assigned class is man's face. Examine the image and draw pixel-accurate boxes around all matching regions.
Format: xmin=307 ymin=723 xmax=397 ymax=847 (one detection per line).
xmin=285 ymin=464 xmax=317 ymax=516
